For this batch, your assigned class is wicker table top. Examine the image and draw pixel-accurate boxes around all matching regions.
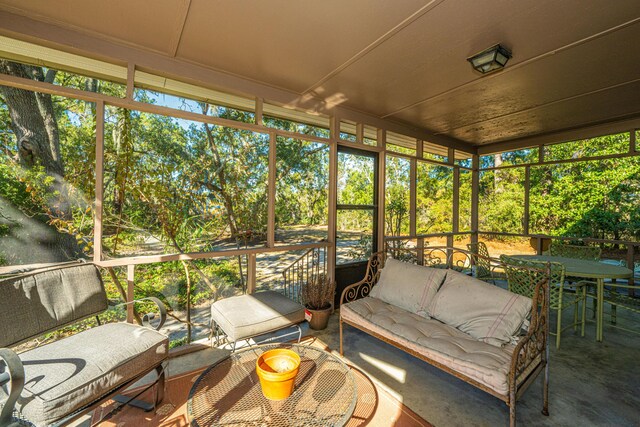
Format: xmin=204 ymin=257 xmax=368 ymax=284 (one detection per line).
xmin=187 ymin=343 xmax=357 ymax=427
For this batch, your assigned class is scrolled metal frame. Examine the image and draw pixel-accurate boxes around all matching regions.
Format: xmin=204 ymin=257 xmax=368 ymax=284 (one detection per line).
xmin=340 ymin=251 xmax=385 ymax=308
xmin=113 ymin=297 xmax=168 ymax=331
xmin=339 ymin=252 xmax=550 ymax=427
xmin=0 ymin=348 xmax=25 ymax=426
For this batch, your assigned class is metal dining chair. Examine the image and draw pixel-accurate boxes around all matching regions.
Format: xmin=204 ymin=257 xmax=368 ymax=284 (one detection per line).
xmin=467 ymin=242 xmax=504 ymax=284
xmin=549 ymin=242 xmax=601 ymax=261
xmin=501 ymin=255 xmax=587 ymax=349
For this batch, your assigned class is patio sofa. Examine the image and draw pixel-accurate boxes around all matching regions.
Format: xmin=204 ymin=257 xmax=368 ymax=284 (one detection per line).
xmin=339 ymin=252 xmax=550 ymax=427
xmin=0 ymin=262 xmax=168 ymax=427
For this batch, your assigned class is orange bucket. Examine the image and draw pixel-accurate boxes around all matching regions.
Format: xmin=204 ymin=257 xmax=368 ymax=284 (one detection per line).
xmin=256 ymin=348 xmax=301 ymax=400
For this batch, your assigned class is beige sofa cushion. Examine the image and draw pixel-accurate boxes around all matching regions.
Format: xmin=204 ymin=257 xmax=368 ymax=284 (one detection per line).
xmin=369 ymin=258 xmax=447 ymax=317
xmin=428 ymin=270 xmax=531 ymax=347
xmin=341 ymin=297 xmax=514 ymax=395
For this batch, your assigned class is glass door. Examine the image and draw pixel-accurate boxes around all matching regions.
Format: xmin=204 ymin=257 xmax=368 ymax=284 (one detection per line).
xmin=334 ymin=147 xmax=378 ymax=305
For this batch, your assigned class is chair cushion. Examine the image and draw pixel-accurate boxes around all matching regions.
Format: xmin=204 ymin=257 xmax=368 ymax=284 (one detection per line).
xmin=0 ymin=263 xmax=108 ymax=348
xmin=428 ymin=270 xmax=531 ymax=347
xmin=369 ymin=258 xmax=447 ymax=317
xmin=341 ymin=297 xmax=514 ymax=395
xmin=16 ymin=322 xmax=168 ymax=426
xmin=211 ymin=291 xmax=305 ymax=342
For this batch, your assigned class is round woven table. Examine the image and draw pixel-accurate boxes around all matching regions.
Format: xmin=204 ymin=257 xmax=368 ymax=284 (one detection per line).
xmin=187 ymin=343 xmax=357 ymax=426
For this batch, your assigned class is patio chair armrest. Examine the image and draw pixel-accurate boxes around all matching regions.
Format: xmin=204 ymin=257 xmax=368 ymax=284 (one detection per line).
xmin=0 ymin=348 xmax=25 ymax=425
xmin=113 ymin=297 xmax=167 ymax=330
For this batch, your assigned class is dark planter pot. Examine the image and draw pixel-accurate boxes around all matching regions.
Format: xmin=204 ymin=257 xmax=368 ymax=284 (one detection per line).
xmin=306 ymin=305 xmax=332 ymax=330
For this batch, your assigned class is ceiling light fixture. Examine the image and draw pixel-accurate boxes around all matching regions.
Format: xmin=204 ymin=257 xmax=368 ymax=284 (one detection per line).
xmin=467 ymin=44 xmax=512 ymax=74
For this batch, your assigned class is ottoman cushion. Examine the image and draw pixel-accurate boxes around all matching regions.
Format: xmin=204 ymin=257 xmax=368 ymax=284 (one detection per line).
xmin=211 ymin=291 xmax=305 ymax=342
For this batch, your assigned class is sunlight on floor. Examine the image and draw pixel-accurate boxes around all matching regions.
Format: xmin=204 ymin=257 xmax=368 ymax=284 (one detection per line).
xmin=359 ymin=352 xmax=406 ymax=384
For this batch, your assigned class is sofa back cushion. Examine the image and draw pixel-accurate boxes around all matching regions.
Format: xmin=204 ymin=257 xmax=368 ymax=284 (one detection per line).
xmin=427 ymin=269 xmax=531 ymax=347
xmin=0 ymin=263 xmax=108 ymax=348
xmin=370 ymin=258 xmax=447 ymax=316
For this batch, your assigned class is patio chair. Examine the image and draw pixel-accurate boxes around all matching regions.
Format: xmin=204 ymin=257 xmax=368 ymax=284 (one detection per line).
xmin=549 ymin=242 xmax=601 ymax=260
xmin=0 ymin=262 xmax=168 ymax=427
xmin=594 ymin=282 xmax=640 ymax=334
xmin=501 ymin=255 xmax=587 ymax=349
xmin=467 ymin=242 xmax=504 ymax=283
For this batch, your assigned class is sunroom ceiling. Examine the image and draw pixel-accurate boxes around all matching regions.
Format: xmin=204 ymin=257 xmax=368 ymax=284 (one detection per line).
xmin=0 ymin=0 xmax=639 ymax=148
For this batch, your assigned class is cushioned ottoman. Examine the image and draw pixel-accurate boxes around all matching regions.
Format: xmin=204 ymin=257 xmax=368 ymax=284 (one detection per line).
xmin=210 ymin=291 xmax=306 ymax=350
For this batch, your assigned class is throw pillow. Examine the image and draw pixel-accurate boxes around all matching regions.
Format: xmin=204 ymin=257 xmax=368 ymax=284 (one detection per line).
xmin=427 ymin=269 xmax=532 ymax=347
xmin=370 ymin=258 xmax=447 ymax=317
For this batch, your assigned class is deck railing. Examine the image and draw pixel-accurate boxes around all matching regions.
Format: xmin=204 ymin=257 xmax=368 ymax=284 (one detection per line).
xmin=281 ymin=245 xmax=328 ymax=303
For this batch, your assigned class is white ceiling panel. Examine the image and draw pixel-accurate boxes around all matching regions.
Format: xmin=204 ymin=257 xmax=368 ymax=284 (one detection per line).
xmin=449 ymin=80 xmax=640 ymax=144
xmin=0 ymin=0 xmax=639 ymax=146
xmin=0 ymin=0 xmax=189 ymax=54
xmin=176 ymin=0 xmax=434 ymax=93
xmin=314 ymin=0 xmax=640 ymax=118
xmin=392 ymin=21 xmax=640 ymax=139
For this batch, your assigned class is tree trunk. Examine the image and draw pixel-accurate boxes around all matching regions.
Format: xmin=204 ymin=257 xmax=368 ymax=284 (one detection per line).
xmin=0 ymin=60 xmax=82 ymax=260
xmin=0 ymin=60 xmax=63 ymax=176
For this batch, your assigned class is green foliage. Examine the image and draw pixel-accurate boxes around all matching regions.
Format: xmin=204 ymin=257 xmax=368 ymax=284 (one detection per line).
xmin=530 ymin=157 xmax=640 ymax=240
xmin=416 ymin=163 xmax=453 ymax=233
xmin=479 ymin=166 xmax=525 ymax=235
xmin=275 ymin=135 xmax=329 ymax=228
xmin=385 ymin=156 xmax=410 ymax=236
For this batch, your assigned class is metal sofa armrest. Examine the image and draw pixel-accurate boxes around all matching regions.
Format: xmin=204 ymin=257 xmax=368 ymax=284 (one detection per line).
xmin=113 ymin=297 xmax=167 ymax=331
xmin=340 ymin=252 xmax=385 ymax=306
xmin=0 ymin=348 xmax=24 ymax=426
xmin=509 ymin=267 xmax=550 ymax=395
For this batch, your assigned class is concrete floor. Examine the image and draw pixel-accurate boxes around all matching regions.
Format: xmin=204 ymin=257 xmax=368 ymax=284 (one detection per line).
xmin=79 ymin=299 xmax=640 ymax=427
xmin=315 ymin=309 xmax=640 ymax=427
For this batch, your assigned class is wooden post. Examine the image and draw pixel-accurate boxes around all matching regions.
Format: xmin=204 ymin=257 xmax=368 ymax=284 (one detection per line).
xmin=447 ymin=148 xmax=456 ymax=258
xmin=627 ymin=245 xmax=635 ymax=296
xmin=538 ymin=144 xmax=545 ymax=163
xmin=267 ymin=131 xmax=276 ymax=247
xmin=327 ymin=115 xmax=338 ymax=283
xmin=450 ymin=148 xmax=459 ymax=235
xmin=93 ymin=101 xmax=105 ymax=263
xmin=247 ymin=253 xmax=257 ymax=294
xmin=377 ymin=129 xmax=386 ymax=253
xmin=126 ymin=264 xmax=135 ymax=324
xmin=409 ymin=157 xmax=417 ymax=236
xmin=255 ymin=97 xmax=263 ymax=126
xmin=471 ymin=154 xmax=480 ymax=245
xmin=417 ymin=237 xmax=425 ymax=265
xmin=523 ymin=165 xmax=530 ymax=235
xmin=629 ymin=128 xmax=636 ymax=154
xmin=126 ymin=63 xmax=135 ymax=100
xmin=356 ymin=123 xmax=364 ymax=144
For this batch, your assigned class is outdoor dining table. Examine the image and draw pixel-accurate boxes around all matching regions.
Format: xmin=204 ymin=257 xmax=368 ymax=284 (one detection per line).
xmin=511 ymin=255 xmax=633 ymax=342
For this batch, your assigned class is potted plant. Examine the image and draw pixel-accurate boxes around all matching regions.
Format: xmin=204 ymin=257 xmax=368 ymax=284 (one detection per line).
xmin=301 ymin=273 xmax=336 ymax=330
